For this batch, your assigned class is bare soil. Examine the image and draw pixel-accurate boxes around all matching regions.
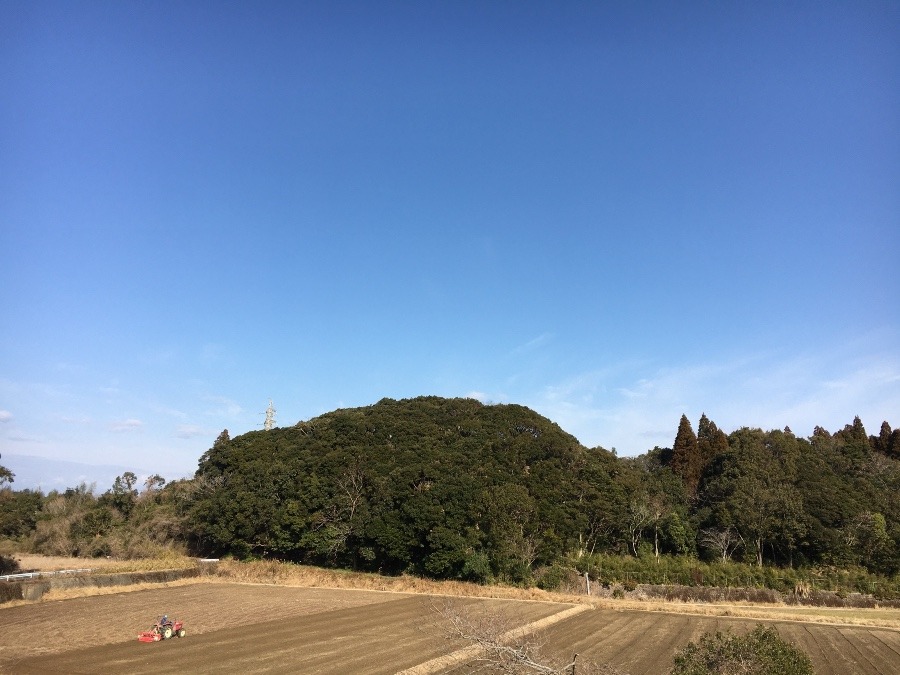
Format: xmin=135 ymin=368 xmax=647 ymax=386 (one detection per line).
xmin=2 ymin=582 xmax=899 ymax=674
xmin=0 ymin=583 xmax=564 ymax=674
xmin=529 ymin=608 xmax=900 ymax=675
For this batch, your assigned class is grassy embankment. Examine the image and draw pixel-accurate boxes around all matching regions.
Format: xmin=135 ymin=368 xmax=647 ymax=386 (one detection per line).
xmin=8 ymin=554 xmax=900 ymax=630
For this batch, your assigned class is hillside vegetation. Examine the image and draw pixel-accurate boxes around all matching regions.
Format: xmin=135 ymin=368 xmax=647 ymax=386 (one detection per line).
xmin=2 ymin=396 xmax=899 ymax=598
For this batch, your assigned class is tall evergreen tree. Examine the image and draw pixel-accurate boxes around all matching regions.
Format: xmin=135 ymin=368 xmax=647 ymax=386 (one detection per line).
xmin=872 ymin=421 xmax=900 ymax=459
xmin=697 ymin=413 xmax=728 ymax=465
xmin=671 ymin=414 xmax=701 ymax=498
xmin=835 ymin=416 xmax=871 ymax=467
xmin=891 ymin=429 xmax=900 ymax=459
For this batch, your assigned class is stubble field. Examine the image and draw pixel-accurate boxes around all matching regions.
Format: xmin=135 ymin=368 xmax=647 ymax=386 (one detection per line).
xmin=1 ymin=582 xmax=899 ymax=674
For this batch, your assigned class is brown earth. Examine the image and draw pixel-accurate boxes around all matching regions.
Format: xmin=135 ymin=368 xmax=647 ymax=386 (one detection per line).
xmin=0 ymin=583 xmax=565 ymax=674
xmin=1 ymin=583 xmax=899 ymax=674
xmin=529 ymin=608 xmax=900 ymax=675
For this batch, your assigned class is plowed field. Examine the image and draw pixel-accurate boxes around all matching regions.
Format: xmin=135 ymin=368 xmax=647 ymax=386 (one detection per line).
xmin=529 ymin=608 xmax=900 ymax=675
xmin=1 ymin=583 xmax=898 ymax=674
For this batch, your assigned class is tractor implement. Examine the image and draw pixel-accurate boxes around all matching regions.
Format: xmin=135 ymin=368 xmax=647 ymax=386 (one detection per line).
xmin=138 ymin=617 xmax=185 ymax=642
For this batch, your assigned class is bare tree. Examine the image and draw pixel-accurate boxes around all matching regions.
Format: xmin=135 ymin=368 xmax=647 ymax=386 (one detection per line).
xmin=699 ymin=527 xmax=744 ymax=562
xmin=626 ymin=500 xmax=652 ymax=557
xmin=310 ymin=465 xmax=366 ymax=559
xmin=646 ymin=494 xmax=669 ymax=563
xmin=142 ymin=474 xmax=166 ymax=496
xmin=425 ymin=599 xmax=627 ymax=675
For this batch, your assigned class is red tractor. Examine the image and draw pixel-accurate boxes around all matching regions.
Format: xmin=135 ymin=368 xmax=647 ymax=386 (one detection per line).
xmin=138 ymin=615 xmax=186 ymax=642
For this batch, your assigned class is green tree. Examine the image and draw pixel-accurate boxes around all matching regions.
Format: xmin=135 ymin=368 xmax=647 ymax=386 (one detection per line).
xmin=671 ymin=624 xmax=813 ymax=675
xmin=0 ymin=453 xmax=14 ymax=487
xmin=0 ymin=488 xmax=43 ymax=539
xmin=672 ymin=414 xmax=701 ymax=498
xmin=105 ymin=471 xmax=139 ymax=519
xmin=143 ymin=474 xmax=166 ymax=495
xmin=697 ymin=414 xmax=728 ymax=466
xmin=834 ymin=415 xmax=871 ymax=468
xmin=844 ymin=511 xmax=892 ymax=570
xmin=703 ymin=428 xmax=806 ymax=567
xmin=31 ymin=483 xmax=98 ymax=556
xmin=872 ymin=421 xmax=900 ymax=459
xmin=572 ymin=448 xmax=631 ymax=557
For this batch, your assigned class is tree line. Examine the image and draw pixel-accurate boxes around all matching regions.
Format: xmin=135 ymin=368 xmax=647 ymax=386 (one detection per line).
xmin=1 ymin=397 xmax=898 ymax=591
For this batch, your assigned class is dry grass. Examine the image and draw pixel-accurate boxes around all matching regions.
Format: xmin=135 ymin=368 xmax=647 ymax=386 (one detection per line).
xmin=1 ymin=577 xmax=202 ymax=607
xmin=212 ymin=559 xmax=560 ymax=602
xmin=14 ymin=552 xmax=196 ymax=574
xmin=580 ymin=596 xmax=900 ymax=630
xmin=180 ymin=560 xmax=900 ymax=629
xmin=6 ymin=555 xmax=900 ymax=630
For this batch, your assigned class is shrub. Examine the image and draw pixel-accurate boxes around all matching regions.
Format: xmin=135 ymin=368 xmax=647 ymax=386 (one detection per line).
xmin=535 ymin=563 xmax=574 ymax=592
xmin=576 ymin=554 xmax=900 ymax=603
xmin=461 ymin=551 xmax=492 ymax=584
xmin=0 ymin=553 xmax=19 ymax=575
xmin=671 ymin=624 xmax=813 ymax=675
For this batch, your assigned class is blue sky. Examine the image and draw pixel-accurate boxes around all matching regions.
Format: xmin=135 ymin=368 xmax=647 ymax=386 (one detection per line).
xmin=2 ymin=1 xmax=898 ymax=491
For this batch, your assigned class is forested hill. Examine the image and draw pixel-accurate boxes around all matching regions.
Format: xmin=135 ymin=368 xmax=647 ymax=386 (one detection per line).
xmin=189 ymin=396 xmax=900 ymax=583
xmin=5 ymin=396 xmax=897 ymax=589
xmin=191 ymin=396 xmax=625 ymax=580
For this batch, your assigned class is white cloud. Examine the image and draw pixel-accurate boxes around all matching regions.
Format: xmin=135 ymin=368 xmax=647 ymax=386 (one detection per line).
xmin=521 ymin=345 xmax=900 ymax=456
xmin=0 ymin=410 xmax=12 ymax=423
xmin=203 ymin=395 xmax=243 ymax=418
xmin=110 ymin=418 xmax=143 ymax=432
xmin=510 ymin=333 xmax=554 ymax=356
xmin=153 ymin=404 xmax=188 ymax=420
xmin=59 ymin=415 xmax=91 ymax=424
xmin=175 ymin=424 xmax=210 ymax=439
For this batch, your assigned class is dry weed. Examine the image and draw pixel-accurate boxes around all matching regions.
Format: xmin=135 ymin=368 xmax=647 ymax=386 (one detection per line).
xmin=13 ymin=552 xmax=195 ymax=573
xmin=6 ymin=555 xmax=900 ymax=631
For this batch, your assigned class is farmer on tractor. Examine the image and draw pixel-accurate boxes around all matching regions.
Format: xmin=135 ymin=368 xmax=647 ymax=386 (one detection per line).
xmin=138 ymin=615 xmax=186 ymax=642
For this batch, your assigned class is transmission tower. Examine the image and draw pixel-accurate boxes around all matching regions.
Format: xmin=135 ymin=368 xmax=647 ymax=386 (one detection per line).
xmin=263 ymin=399 xmax=276 ymax=430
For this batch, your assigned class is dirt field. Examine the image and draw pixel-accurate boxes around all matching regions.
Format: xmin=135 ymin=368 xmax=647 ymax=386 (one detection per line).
xmin=1 ymin=582 xmax=899 ymax=674
xmin=0 ymin=583 xmax=565 ymax=674
xmin=530 ymin=608 xmax=900 ymax=675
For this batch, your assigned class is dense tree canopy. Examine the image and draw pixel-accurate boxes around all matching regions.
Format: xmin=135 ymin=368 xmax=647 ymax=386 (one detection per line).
xmin=185 ymin=398 xmax=898 ymax=580
xmin=189 ymin=397 xmax=625 ymax=581
xmin=1 ymin=397 xmax=898 ymax=588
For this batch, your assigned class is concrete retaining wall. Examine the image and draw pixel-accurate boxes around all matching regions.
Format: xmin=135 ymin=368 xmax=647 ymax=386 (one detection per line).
xmin=1 ymin=567 xmax=202 ymax=604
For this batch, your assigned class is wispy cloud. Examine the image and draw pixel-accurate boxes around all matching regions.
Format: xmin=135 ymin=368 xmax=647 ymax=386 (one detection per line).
xmin=522 ymin=345 xmax=900 ymax=456
xmin=99 ymin=381 xmax=121 ymax=397
xmin=0 ymin=410 xmax=12 ymax=423
xmin=510 ymin=333 xmax=555 ymax=356
xmin=153 ymin=404 xmax=188 ymax=420
xmin=110 ymin=418 xmax=143 ymax=432
xmin=59 ymin=415 xmax=91 ymax=424
xmin=203 ymin=395 xmax=243 ymax=418
xmin=175 ymin=424 xmax=211 ymax=439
